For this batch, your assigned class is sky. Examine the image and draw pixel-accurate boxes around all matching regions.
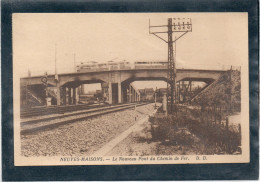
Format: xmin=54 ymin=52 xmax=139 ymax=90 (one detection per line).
xmin=13 ymin=13 xmax=248 ymax=90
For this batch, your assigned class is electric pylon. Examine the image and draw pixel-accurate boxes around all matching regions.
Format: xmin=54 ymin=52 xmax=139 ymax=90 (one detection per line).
xmin=149 ymin=18 xmax=192 ymax=114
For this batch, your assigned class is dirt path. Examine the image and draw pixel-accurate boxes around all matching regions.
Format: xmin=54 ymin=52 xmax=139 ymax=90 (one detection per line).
xmin=106 ymin=117 xmax=205 ymax=156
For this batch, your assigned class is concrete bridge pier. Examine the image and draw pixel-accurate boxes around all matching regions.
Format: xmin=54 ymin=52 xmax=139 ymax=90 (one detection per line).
xmin=56 ymin=84 xmax=61 ymax=106
xmin=137 ymin=92 xmax=140 ymax=102
xmin=68 ymin=87 xmax=72 ymax=105
xmin=53 ymin=84 xmax=79 ymax=106
xmin=131 ymin=86 xmax=134 ymax=102
xmin=118 ymin=81 xmax=122 ymax=104
xmin=63 ymin=86 xmax=79 ymax=105
xmin=127 ymin=84 xmax=140 ymax=103
xmin=72 ymin=87 xmax=76 ymax=104
xmin=102 ymin=82 xmax=117 ymax=105
xmin=101 ymin=82 xmax=108 ymax=102
xmin=129 ymin=84 xmax=132 ymax=102
xmin=61 ymin=87 xmax=66 ymax=105
xmin=120 ymin=82 xmax=128 ymax=103
xmin=117 ymin=72 xmax=122 ymax=104
xmin=107 ymin=72 xmax=123 ymax=104
xmin=108 ymin=82 xmax=112 ymax=104
xmin=80 ymin=85 xmax=85 ymax=94
xmin=76 ymin=87 xmax=80 ymax=103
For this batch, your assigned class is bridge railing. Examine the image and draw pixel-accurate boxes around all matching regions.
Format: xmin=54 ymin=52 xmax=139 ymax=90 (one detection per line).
xmin=176 ymin=64 xmax=241 ymax=71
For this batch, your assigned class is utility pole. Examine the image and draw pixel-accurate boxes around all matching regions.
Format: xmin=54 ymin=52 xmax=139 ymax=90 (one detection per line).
xmin=74 ymin=53 xmax=76 ymax=72
xmin=54 ymin=44 xmax=59 ymax=82
xmin=149 ymin=18 xmax=192 ymax=114
xmin=41 ymin=72 xmax=48 ymax=106
xmin=55 ymin=44 xmax=57 ymax=75
xmin=54 ymin=44 xmax=61 ymax=105
xmin=154 ymin=87 xmax=157 ymax=108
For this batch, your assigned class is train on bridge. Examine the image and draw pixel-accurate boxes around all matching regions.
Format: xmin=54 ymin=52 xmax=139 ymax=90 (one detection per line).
xmin=76 ymin=61 xmax=168 ymax=72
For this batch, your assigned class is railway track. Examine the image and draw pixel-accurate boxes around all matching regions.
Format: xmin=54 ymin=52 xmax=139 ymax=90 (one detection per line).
xmin=20 ymin=102 xmax=148 ymax=135
xmin=21 ymin=102 xmax=124 ymax=118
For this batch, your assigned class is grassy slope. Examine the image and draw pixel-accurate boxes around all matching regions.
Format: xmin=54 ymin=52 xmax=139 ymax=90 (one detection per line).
xmin=192 ymin=70 xmax=241 ymax=112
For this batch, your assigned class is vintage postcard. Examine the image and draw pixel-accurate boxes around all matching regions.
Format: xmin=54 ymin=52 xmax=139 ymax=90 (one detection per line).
xmin=12 ymin=13 xmax=249 ymax=166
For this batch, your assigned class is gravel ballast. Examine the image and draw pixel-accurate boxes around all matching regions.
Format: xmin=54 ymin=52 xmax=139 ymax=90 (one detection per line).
xmin=21 ymin=103 xmax=156 ymax=157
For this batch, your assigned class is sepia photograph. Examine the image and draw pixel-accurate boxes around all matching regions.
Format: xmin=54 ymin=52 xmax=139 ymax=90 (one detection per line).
xmin=12 ymin=13 xmax=249 ymax=166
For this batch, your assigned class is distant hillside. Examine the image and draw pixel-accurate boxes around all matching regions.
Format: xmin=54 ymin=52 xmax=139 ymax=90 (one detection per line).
xmin=192 ymin=70 xmax=241 ymax=112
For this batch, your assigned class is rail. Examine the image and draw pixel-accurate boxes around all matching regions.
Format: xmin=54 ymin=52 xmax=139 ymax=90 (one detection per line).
xmin=20 ymin=102 xmax=149 ymax=135
xmin=21 ymin=102 xmax=129 ymax=118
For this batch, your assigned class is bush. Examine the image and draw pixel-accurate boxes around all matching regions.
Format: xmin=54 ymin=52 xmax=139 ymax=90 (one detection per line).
xmin=150 ymin=105 xmax=241 ymax=154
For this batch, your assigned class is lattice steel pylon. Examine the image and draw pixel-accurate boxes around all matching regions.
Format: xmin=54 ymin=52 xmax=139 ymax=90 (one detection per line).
xmin=149 ymin=18 xmax=192 ymax=114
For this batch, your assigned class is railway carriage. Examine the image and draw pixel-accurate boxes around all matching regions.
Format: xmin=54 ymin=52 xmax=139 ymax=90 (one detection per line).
xmin=117 ymin=61 xmax=131 ymax=70
xmin=76 ymin=60 xmax=167 ymax=72
xmin=97 ymin=63 xmax=109 ymax=71
xmin=134 ymin=61 xmax=167 ymax=69
xmin=77 ymin=62 xmax=99 ymax=72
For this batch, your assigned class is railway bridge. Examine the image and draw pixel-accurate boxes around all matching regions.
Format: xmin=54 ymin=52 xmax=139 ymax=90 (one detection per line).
xmin=20 ymin=68 xmax=226 ymax=106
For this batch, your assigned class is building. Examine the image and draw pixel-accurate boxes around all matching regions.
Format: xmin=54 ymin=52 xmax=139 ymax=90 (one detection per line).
xmin=138 ymin=88 xmax=155 ymax=101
